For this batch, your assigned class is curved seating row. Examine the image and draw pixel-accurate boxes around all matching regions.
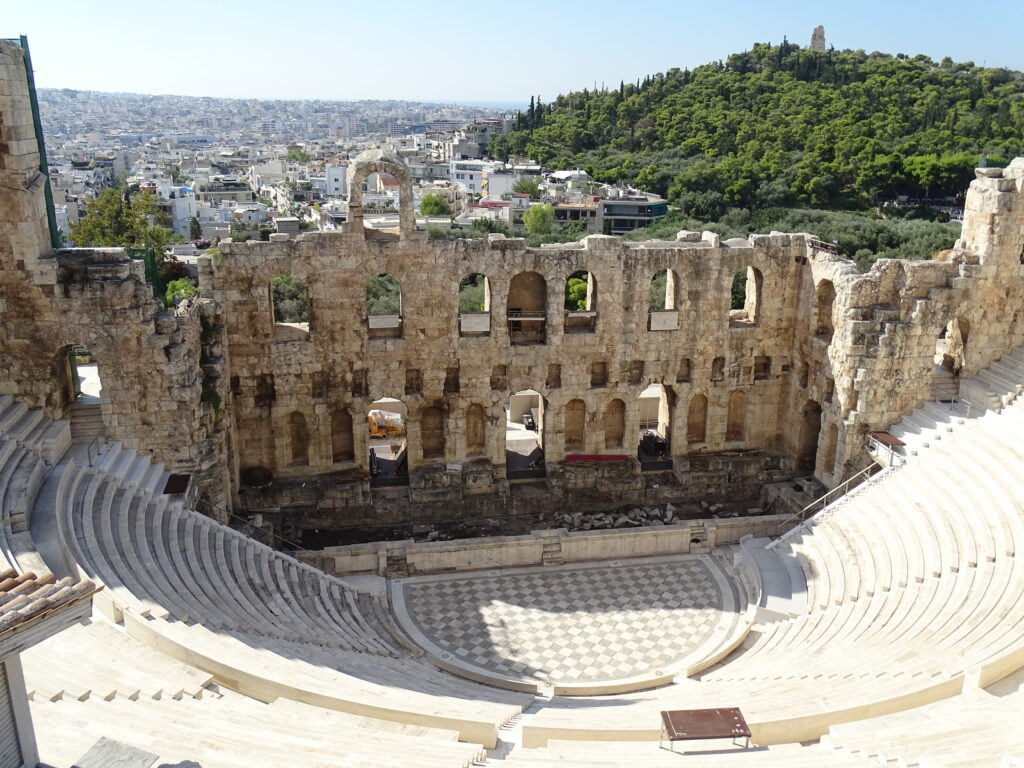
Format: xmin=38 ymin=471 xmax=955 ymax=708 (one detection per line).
xmin=522 ymin=389 xmax=1024 ymax=749
xmin=50 ymin=441 xmax=530 ymax=747
xmin=31 ymin=680 xmax=485 ymax=768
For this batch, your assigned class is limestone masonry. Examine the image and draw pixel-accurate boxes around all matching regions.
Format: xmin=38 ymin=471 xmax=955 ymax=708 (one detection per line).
xmin=2 ymin=38 xmax=1024 ymax=537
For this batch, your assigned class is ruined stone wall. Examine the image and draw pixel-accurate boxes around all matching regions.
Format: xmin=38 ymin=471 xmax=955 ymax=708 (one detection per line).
xmin=4 ymin=38 xmax=1024 ymax=536
xmin=0 ymin=40 xmax=233 ymax=518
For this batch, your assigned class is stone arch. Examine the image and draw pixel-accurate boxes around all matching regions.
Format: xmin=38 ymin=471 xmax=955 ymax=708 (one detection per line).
xmin=421 ymin=405 xmax=445 ymax=459
xmin=603 ymin=398 xmax=625 ymax=448
xmin=730 ymin=266 xmax=763 ymax=327
xmin=564 ymin=269 xmax=597 ymax=334
xmin=564 ymin=398 xmax=586 ymax=451
xmin=466 ymin=403 xmax=486 ymax=456
xmin=367 ymin=398 xmax=408 ymax=483
xmin=726 ymin=390 xmax=747 ymax=442
xmin=508 ymin=271 xmax=547 ymax=344
xmin=564 ymin=269 xmax=596 ymax=311
xmin=798 ymin=400 xmax=822 ymax=472
xmin=270 ymin=274 xmax=310 ymax=340
xmin=289 ymin=411 xmax=309 ymax=466
xmin=367 ymin=274 xmax=402 ymax=338
xmin=331 ymin=409 xmax=354 ymax=463
xmin=687 ymin=393 xmax=707 ymax=443
xmin=648 ymin=268 xmax=678 ymax=310
xmin=346 ymin=147 xmax=414 ymax=237
xmin=814 ymin=279 xmax=836 ymax=341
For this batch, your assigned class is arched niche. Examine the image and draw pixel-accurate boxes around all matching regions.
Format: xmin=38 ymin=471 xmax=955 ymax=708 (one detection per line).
xmin=686 ymin=393 xmax=707 ymax=444
xmin=507 ymin=271 xmax=547 ymax=345
xmin=466 ymin=403 xmax=487 ymax=456
xmin=346 ymin=148 xmax=414 ymax=237
xmin=798 ymin=400 xmax=822 ymax=472
xmin=726 ymin=390 xmax=747 ymax=442
xmin=331 ymin=409 xmax=354 ymax=463
xmin=637 ymin=383 xmax=672 ymax=466
xmin=421 ymin=405 xmax=445 ymax=460
xmin=814 ymin=279 xmax=836 ymax=341
xmin=289 ymin=411 xmax=310 ymax=466
xmin=564 ymin=398 xmax=586 ymax=451
xmin=603 ymin=398 xmax=625 ymax=449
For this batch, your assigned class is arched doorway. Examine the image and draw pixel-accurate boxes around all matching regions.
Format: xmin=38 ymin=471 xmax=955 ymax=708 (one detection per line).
xmin=506 ymin=389 xmax=544 ymax=478
xmin=687 ymin=393 xmax=707 ymax=444
xmin=798 ymin=400 xmax=822 ymax=473
xmin=368 ymin=397 xmax=409 ymax=485
xmin=637 ymin=383 xmax=672 ymax=469
xmin=60 ymin=345 xmax=105 ymax=441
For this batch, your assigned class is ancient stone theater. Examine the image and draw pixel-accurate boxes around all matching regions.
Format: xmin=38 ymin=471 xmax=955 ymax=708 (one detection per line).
xmin=2 ymin=38 xmax=1024 ymax=767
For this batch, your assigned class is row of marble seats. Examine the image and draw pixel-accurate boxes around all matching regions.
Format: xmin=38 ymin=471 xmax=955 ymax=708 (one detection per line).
xmin=20 ymin=616 xmax=214 ymax=702
xmin=523 ymin=441 xmax=1024 ymax=745
xmin=129 ymin=613 xmax=529 ymax=746
xmin=501 ymin=739 xmax=864 ymax=767
xmin=31 ymin=684 xmax=485 ymax=768
xmin=824 ymin=684 xmax=1024 ymax=766
xmin=57 ymin=460 xmax=397 ymax=655
xmin=0 ymin=396 xmax=70 ymax=463
xmin=0 ymin=436 xmax=47 ymax=571
xmin=52 ymin=455 xmax=530 ymax=746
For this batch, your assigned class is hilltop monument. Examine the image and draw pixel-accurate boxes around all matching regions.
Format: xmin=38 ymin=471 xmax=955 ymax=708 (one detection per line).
xmin=810 ymin=25 xmax=826 ymax=51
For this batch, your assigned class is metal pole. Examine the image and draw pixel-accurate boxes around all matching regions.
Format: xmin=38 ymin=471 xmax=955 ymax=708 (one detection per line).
xmin=19 ymin=35 xmax=62 ymax=250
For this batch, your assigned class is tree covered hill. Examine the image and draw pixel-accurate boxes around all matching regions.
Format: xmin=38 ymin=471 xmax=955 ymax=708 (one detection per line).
xmin=487 ymin=40 xmax=1024 ymax=217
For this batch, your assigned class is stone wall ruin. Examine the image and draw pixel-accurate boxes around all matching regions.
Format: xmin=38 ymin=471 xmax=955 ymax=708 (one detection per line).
xmin=3 ymin=38 xmax=1024 ymax=541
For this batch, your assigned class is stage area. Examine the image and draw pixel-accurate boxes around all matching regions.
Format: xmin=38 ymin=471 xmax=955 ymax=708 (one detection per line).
xmin=392 ymin=555 xmax=734 ymax=689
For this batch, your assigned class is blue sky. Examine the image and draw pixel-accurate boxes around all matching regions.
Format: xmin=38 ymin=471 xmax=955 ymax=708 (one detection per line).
xmin=6 ymin=0 xmax=1023 ymax=104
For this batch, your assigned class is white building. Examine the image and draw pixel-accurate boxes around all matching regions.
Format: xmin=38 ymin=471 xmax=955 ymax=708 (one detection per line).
xmin=325 ymin=164 xmax=348 ymax=197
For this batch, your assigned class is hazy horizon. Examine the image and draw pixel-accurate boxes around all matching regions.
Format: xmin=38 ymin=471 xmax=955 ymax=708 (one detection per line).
xmin=8 ymin=0 xmax=1024 ymax=103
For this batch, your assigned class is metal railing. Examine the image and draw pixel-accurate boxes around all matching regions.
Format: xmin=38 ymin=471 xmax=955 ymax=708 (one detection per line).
xmin=771 ymin=462 xmax=886 ymax=542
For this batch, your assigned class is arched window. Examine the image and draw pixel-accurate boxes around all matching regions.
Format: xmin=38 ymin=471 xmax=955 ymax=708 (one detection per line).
xmin=814 ymin=279 xmax=836 ymax=341
xmin=459 ymin=273 xmax=490 ymax=336
xmin=603 ymin=399 xmax=625 ymax=448
xmin=466 ymin=403 xmax=486 ymax=456
xmin=726 ymin=391 xmax=747 ymax=442
xmin=565 ymin=399 xmax=586 ymax=451
xmin=421 ymin=406 xmax=445 ymax=459
xmin=730 ymin=267 xmax=763 ymax=327
xmin=289 ymin=411 xmax=309 ymax=465
xmin=331 ymin=409 xmax=354 ymax=463
xmin=271 ymin=275 xmax=310 ymax=339
xmin=687 ymin=394 xmax=707 ymax=443
xmin=508 ymin=271 xmax=547 ymax=344
xmin=367 ymin=274 xmax=402 ymax=338
xmin=648 ymin=269 xmax=679 ymax=331
xmin=564 ymin=270 xmax=596 ymax=333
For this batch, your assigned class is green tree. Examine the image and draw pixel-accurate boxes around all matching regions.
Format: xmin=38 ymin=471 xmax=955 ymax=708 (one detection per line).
xmin=285 ymin=148 xmax=311 ymax=163
xmin=419 ymin=193 xmax=452 ymax=216
xmin=523 ymin=203 xmax=554 ymax=234
xmin=564 ymin=276 xmax=588 ymax=311
xmin=189 ymin=216 xmax=202 ymax=240
xmin=164 ymin=278 xmax=197 ymax=308
xmin=271 ymin=275 xmax=310 ymax=323
xmin=70 ymin=187 xmax=174 ymax=250
xmin=512 ymin=177 xmax=542 ymax=199
xmin=366 ymin=275 xmax=401 ymax=315
xmin=458 ymin=274 xmax=486 ymax=312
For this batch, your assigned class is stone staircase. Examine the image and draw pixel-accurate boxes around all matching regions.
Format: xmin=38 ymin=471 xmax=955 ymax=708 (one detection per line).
xmin=69 ymin=400 xmax=104 ymax=441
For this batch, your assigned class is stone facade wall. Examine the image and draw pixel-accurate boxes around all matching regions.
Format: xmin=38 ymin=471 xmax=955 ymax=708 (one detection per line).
xmin=3 ymin=40 xmax=1024 ymax=537
xmin=0 ymin=40 xmax=232 ymax=518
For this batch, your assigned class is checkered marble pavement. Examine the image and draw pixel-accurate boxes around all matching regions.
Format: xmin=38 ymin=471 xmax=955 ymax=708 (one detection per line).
xmin=400 ymin=558 xmax=724 ymax=684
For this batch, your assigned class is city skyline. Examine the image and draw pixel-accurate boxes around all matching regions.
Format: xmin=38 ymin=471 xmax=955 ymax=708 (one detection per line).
xmin=6 ymin=0 xmax=1024 ymax=104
